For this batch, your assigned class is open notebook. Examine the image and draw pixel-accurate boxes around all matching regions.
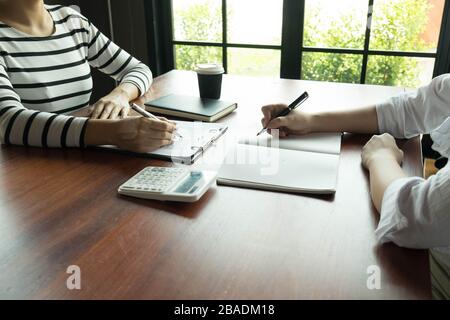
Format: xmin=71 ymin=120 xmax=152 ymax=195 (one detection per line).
xmin=217 ymin=133 xmax=342 ymax=194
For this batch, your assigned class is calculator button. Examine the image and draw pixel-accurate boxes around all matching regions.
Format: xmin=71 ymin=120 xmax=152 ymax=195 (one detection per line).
xmin=120 ymin=166 xmax=189 ymax=195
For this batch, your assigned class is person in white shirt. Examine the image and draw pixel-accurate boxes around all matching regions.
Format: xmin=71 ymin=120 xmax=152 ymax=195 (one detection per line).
xmin=261 ymin=73 xmax=450 ymax=299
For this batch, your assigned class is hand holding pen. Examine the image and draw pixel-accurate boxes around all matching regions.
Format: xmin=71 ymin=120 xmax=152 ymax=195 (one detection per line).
xmin=259 ymin=91 xmax=310 ymax=137
xmin=131 ymin=103 xmax=183 ymax=139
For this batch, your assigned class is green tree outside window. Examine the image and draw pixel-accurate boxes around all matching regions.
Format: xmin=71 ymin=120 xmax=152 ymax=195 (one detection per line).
xmin=173 ymin=0 xmax=436 ymax=87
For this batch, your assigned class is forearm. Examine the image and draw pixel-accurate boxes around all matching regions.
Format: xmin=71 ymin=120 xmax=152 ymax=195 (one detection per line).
xmin=367 ymin=152 xmax=407 ymax=212
xmin=310 ymin=105 xmax=379 ymax=134
xmin=84 ymin=119 xmax=118 ymax=146
xmin=108 ymin=82 xmax=140 ymax=102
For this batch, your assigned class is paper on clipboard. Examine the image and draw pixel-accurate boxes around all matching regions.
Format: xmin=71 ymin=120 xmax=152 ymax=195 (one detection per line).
xmin=96 ymin=120 xmax=227 ymax=164
xmin=150 ymin=121 xmax=228 ymax=163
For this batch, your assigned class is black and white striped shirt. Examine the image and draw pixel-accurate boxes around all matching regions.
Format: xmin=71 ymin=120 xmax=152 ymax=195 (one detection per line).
xmin=0 ymin=4 xmax=152 ymax=147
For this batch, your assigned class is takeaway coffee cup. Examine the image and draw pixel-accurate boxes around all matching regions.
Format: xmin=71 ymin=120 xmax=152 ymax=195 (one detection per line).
xmin=195 ymin=63 xmax=225 ymax=99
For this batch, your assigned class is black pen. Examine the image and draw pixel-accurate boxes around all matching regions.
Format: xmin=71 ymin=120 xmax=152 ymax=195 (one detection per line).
xmin=257 ymin=91 xmax=309 ymax=136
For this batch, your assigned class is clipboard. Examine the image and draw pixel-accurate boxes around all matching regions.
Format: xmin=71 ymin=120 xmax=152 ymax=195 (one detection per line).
xmin=95 ymin=121 xmax=228 ymax=164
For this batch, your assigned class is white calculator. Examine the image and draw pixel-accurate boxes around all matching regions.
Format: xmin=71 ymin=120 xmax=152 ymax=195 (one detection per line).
xmin=118 ymin=166 xmax=217 ymax=202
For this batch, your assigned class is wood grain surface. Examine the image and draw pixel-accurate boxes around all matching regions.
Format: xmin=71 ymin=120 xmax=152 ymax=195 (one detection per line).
xmin=0 ymin=70 xmax=430 ymax=299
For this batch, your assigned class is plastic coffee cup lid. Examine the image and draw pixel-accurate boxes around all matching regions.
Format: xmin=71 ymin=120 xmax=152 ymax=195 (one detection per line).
xmin=195 ymin=63 xmax=224 ymax=75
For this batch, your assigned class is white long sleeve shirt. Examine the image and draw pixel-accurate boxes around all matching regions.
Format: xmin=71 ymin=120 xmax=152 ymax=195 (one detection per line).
xmin=0 ymin=4 xmax=152 ymax=147
xmin=375 ymin=73 xmax=450 ymax=267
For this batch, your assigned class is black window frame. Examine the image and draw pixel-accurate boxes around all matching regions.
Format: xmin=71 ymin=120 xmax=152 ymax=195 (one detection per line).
xmin=145 ymin=0 xmax=450 ymax=81
xmin=292 ymin=0 xmax=439 ymax=84
xmin=171 ymin=0 xmax=283 ymax=75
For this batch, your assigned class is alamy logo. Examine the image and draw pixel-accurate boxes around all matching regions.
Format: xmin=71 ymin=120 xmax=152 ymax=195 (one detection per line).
xmin=366 ymin=265 xmax=381 ymax=290
xmin=66 ymin=265 xmax=81 ymax=290
xmin=170 ymin=124 xmax=281 ymax=176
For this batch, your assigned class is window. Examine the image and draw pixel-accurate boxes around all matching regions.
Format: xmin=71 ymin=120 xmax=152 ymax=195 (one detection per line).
xmin=172 ymin=0 xmax=282 ymax=77
xmin=302 ymin=0 xmax=445 ymax=87
xmin=170 ymin=0 xmax=446 ymax=87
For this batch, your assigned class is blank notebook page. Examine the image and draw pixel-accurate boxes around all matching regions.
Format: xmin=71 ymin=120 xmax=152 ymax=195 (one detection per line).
xmin=218 ymin=144 xmax=340 ymax=194
xmin=239 ymin=132 xmax=342 ymax=155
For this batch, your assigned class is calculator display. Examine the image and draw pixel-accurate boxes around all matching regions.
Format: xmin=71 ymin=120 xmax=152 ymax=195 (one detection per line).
xmin=173 ymin=171 xmax=204 ymax=194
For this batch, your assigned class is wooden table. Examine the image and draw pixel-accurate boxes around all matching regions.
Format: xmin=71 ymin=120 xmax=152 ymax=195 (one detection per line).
xmin=0 ymin=70 xmax=430 ymax=299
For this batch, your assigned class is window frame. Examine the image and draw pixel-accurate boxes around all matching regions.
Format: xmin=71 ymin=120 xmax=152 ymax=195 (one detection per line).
xmin=171 ymin=0 xmax=283 ymax=74
xmin=294 ymin=0 xmax=438 ymax=84
xmin=147 ymin=0 xmax=450 ymax=82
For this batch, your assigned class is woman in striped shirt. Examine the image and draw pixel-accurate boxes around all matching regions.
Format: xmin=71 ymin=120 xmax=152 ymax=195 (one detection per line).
xmin=0 ymin=0 xmax=175 ymax=152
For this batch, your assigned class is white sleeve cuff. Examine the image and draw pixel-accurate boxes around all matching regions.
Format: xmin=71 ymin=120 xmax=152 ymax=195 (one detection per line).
xmin=374 ymin=176 xmax=425 ymax=245
xmin=375 ymin=95 xmax=408 ymax=138
xmin=120 ymin=64 xmax=153 ymax=97
xmin=67 ymin=117 xmax=89 ymax=147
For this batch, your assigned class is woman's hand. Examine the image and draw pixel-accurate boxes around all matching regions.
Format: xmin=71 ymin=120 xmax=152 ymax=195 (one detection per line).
xmin=261 ymin=104 xmax=314 ymax=137
xmin=361 ymin=133 xmax=407 ymax=213
xmin=90 ymin=83 xmax=155 ymax=119
xmin=85 ymin=116 xmax=176 ymax=153
xmin=113 ymin=116 xmax=176 ymax=153
xmin=361 ymin=133 xmax=404 ymax=170
xmin=89 ymin=91 xmax=131 ymax=120
xmin=261 ymin=104 xmax=380 ymax=137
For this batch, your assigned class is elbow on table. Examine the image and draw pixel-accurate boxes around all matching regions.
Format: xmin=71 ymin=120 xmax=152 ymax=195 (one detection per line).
xmin=388 ymin=224 xmax=446 ymax=249
xmin=385 ymin=204 xmax=447 ymax=249
xmin=378 ymin=177 xmax=448 ymax=249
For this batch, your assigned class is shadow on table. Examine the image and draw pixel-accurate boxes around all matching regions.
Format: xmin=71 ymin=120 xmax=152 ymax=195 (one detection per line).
xmin=374 ymin=243 xmax=431 ymax=298
xmin=117 ymin=187 xmax=218 ymax=220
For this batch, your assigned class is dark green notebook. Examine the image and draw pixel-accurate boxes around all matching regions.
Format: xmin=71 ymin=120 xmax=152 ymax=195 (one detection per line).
xmin=145 ymin=94 xmax=237 ymax=122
